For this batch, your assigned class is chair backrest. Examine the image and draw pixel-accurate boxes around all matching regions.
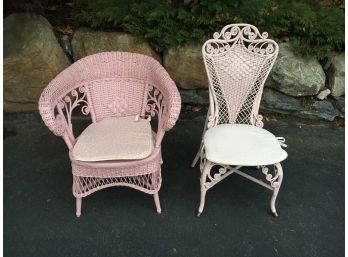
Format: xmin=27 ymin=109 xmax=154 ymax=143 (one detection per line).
xmin=202 ymin=24 xmax=278 ymax=127
xmin=39 ymin=52 xmax=180 ymax=142
xmin=64 ymin=52 xmax=159 ymax=122
xmin=40 ymin=52 xmax=169 ymax=123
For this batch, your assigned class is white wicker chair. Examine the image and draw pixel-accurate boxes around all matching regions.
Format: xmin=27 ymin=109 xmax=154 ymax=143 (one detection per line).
xmin=192 ymin=24 xmax=288 ymax=216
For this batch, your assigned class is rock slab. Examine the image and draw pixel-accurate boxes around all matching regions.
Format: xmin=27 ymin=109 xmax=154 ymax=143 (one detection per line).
xmin=71 ymin=28 xmax=160 ymax=62
xmin=327 ymin=53 xmax=345 ymax=96
xmin=164 ymin=44 xmax=209 ymax=89
xmin=4 ymin=13 xmax=70 ymax=111
xmin=332 ymin=96 xmax=345 ymax=114
xmin=261 ymin=88 xmax=342 ymax=121
xmin=266 ymin=43 xmax=326 ymax=97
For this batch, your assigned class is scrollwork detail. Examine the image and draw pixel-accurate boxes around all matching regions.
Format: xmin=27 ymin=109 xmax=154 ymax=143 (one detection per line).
xmin=261 ymin=165 xmax=281 ymax=188
xmin=207 ymin=115 xmax=217 ymax=129
xmin=57 ymin=85 xmax=90 ymax=131
xmin=203 ymin=24 xmax=277 ymax=56
xmin=199 ymin=145 xmax=207 ymax=172
xmin=254 ymin=114 xmax=264 ymax=128
xmin=204 ymin=164 xmax=235 ymax=190
xmin=146 ymin=85 xmax=165 ymax=124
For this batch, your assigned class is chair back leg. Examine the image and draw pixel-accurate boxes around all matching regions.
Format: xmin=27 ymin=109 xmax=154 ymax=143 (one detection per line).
xmin=191 ymin=109 xmax=211 ymax=168
xmin=191 ymin=142 xmax=202 ymax=168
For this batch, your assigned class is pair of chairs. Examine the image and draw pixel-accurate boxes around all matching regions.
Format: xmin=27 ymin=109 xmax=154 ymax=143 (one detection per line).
xmin=39 ymin=24 xmax=287 ymax=217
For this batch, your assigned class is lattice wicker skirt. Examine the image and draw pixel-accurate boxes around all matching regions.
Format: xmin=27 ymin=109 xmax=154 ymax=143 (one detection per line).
xmin=71 ymin=149 xmax=163 ymax=198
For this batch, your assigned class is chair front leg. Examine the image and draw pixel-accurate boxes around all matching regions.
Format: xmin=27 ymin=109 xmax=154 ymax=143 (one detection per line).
xmin=151 ymin=169 xmax=162 ymax=214
xmin=153 ymin=193 xmax=161 ymax=214
xmin=197 ymin=160 xmax=213 ymax=216
xmin=269 ymin=163 xmax=284 ymax=217
xmin=76 ymin=197 xmax=82 ymax=217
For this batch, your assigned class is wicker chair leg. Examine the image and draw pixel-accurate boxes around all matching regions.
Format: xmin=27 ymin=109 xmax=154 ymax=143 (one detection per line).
xmin=153 ymin=193 xmax=161 ymax=214
xmin=76 ymin=197 xmax=82 ymax=217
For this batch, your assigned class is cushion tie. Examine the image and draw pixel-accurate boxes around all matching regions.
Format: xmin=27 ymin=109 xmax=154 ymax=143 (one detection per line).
xmin=276 ymin=137 xmax=287 ymax=148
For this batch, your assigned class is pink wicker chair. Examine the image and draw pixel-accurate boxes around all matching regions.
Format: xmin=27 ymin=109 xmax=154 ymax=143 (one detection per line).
xmin=192 ymin=24 xmax=288 ymax=216
xmin=39 ymin=52 xmax=181 ymax=217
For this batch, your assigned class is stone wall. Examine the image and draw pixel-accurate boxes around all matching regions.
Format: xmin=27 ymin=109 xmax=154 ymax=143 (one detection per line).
xmin=3 ymin=13 xmax=345 ymax=121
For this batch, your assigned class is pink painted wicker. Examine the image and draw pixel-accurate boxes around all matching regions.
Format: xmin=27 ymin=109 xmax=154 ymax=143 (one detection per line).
xmin=39 ymin=52 xmax=181 ymax=217
xmin=191 ymin=24 xmax=287 ymax=216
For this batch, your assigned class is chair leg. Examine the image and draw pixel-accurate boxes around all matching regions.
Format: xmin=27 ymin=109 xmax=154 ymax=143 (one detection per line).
xmin=197 ymin=161 xmax=212 ymax=217
xmin=76 ymin=197 xmax=82 ymax=217
xmin=192 ymin=110 xmax=211 ymax=168
xmin=197 ymin=187 xmax=207 ymax=217
xmin=153 ymin=193 xmax=161 ymax=214
xmin=270 ymin=163 xmax=284 ymax=217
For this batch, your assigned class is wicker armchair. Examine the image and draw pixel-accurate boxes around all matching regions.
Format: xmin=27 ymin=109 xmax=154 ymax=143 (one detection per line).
xmin=39 ymin=52 xmax=181 ymax=217
xmin=192 ymin=24 xmax=288 ymax=216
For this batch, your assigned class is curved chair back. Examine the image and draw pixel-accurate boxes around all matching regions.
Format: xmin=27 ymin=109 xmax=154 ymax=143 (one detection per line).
xmin=39 ymin=52 xmax=180 ymax=137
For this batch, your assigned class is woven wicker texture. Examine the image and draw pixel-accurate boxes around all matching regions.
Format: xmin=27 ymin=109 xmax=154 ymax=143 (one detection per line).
xmin=38 ymin=52 xmax=181 ymax=216
xmin=39 ymin=52 xmax=181 ymax=136
xmin=88 ymin=78 xmax=147 ymax=121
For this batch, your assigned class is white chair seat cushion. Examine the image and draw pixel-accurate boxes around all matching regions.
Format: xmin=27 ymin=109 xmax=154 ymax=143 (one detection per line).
xmin=72 ymin=116 xmax=154 ymax=162
xmin=203 ymin=124 xmax=287 ymax=166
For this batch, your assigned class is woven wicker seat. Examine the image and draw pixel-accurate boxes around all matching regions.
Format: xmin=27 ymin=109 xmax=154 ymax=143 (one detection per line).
xmin=192 ymin=24 xmax=287 ymax=216
xmin=39 ymin=52 xmax=181 ymax=217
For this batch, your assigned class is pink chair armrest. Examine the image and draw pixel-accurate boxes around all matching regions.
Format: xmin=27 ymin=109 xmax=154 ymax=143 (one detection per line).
xmin=39 ymin=89 xmax=66 ymax=137
xmin=150 ymin=66 xmax=181 ymax=132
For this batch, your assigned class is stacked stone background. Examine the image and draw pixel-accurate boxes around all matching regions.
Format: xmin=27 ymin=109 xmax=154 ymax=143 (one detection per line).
xmin=4 ymin=13 xmax=345 ymax=121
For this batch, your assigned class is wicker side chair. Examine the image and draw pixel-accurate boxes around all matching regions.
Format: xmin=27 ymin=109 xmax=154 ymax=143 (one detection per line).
xmin=192 ymin=24 xmax=288 ymax=216
xmin=39 ymin=52 xmax=181 ymax=217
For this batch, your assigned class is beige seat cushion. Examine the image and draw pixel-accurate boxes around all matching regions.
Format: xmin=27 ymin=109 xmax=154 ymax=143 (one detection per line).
xmin=72 ymin=116 xmax=154 ymax=162
xmin=204 ymin=124 xmax=287 ymax=166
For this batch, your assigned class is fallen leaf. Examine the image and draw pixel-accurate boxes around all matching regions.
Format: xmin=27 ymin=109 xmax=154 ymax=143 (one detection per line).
xmin=46 ymin=5 xmax=59 ymax=11
xmin=58 ymin=25 xmax=74 ymax=35
xmin=192 ymin=106 xmax=202 ymax=112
